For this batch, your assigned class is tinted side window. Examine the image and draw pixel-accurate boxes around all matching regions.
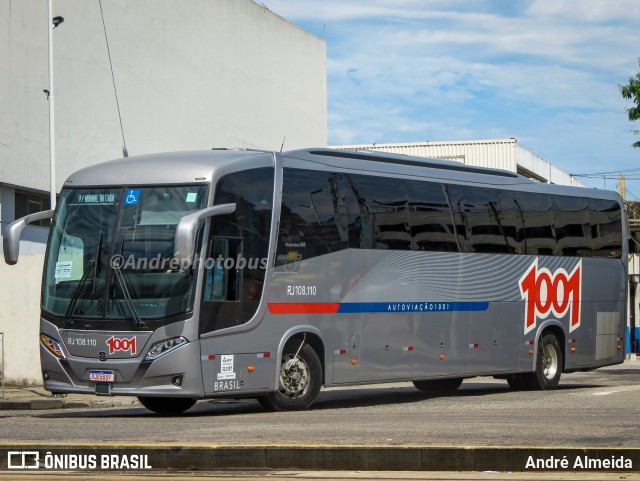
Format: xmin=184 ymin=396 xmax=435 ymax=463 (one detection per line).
xmin=275 ymin=168 xmax=621 ymax=260
xmin=350 ymin=174 xmax=410 ymax=250
xmin=495 ymin=190 xmax=523 ymax=254
xmin=590 ymin=198 xmax=622 ymax=258
xmin=340 ymin=175 xmax=373 ymax=249
xmin=514 ymin=192 xmax=556 ymax=256
xmin=277 ymin=169 xmax=348 ymax=266
xmin=407 ymin=180 xmax=459 ymax=252
xmin=553 ymin=195 xmax=591 ymax=257
xmin=448 ymin=185 xmax=515 ymax=254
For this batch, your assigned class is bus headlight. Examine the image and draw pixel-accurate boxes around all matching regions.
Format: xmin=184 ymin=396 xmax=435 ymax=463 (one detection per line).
xmin=40 ymin=334 xmax=66 ymax=359
xmin=145 ymin=337 xmax=188 ymax=361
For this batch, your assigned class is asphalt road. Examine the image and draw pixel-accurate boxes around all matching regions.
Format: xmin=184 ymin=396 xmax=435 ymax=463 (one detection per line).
xmin=2 ymin=361 xmax=640 ymax=447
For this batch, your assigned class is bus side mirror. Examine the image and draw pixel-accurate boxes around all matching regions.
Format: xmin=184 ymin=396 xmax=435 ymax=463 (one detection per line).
xmin=3 ymin=210 xmax=54 ymax=265
xmin=174 ymin=203 xmax=236 ymax=266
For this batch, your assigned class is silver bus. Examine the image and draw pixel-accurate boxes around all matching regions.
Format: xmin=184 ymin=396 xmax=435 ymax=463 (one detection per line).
xmin=4 ymin=148 xmax=628 ymax=414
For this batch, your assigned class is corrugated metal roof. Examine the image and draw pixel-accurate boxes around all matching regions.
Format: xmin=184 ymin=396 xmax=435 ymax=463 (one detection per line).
xmin=334 ymin=139 xmax=517 ymax=173
xmin=333 ymin=138 xmax=585 ymax=187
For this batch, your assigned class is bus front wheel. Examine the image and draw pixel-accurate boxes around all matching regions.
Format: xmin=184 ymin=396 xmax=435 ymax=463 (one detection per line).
xmin=257 ymin=343 xmax=322 ymax=411
xmin=523 ymin=333 xmax=563 ymax=390
xmin=137 ymin=396 xmax=196 ymax=414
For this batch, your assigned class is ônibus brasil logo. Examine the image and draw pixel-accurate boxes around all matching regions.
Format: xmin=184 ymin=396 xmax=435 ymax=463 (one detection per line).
xmin=518 ymin=259 xmax=582 ymax=335
xmin=106 ymin=336 xmax=136 ymax=355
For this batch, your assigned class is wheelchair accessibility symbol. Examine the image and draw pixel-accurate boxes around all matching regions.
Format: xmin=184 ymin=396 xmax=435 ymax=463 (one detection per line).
xmin=124 ymin=189 xmax=141 ymax=205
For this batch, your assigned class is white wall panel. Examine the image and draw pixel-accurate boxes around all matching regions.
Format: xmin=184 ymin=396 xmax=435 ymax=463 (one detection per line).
xmin=1 ymin=0 xmax=327 ymax=192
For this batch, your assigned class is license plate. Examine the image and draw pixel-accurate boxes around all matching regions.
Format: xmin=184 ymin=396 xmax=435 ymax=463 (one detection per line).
xmin=89 ymin=370 xmax=115 ymax=382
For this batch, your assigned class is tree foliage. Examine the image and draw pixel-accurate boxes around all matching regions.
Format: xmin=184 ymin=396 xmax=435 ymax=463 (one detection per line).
xmin=620 ymin=60 xmax=640 ymax=148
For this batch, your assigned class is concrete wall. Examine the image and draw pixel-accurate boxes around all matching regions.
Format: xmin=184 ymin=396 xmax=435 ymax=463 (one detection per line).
xmin=1 ymin=0 xmax=327 ymax=192
xmin=0 ymin=186 xmax=46 ymax=384
xmin=0 ymin=255 xmax=44 ymax=385
xmin=515 ymin=144 xmax=584 ymax=187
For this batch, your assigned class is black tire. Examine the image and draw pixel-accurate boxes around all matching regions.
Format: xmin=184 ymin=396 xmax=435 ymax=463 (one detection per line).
xmin=506 ymin=374 xmax=527 ymax=390
xmin=413 ymin=377 xmax=463 ymax=393
xmin=258 ymin=343 xmax=322 ymax=411
xmin=137 ymin=396 xmax=196 ymax=414
xmin=522 ymin=333 xmax=563 ymax=390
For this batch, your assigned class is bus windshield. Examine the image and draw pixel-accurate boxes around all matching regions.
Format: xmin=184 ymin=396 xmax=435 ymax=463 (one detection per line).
xmin=42 ymin=185 xmax=208 ymax=324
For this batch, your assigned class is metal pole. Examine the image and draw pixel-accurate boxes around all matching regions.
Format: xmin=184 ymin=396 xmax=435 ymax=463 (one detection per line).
xmin=48 ymin=0 xmax=56 ymax=211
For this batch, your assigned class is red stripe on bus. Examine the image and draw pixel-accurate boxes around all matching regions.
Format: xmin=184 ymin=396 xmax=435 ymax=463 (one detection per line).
xmin=267 ymin=303 xmax=340 ymax=314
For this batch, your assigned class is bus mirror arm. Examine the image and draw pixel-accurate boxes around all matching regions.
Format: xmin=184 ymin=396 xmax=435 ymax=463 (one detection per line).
xmin=173 ymin=203 xmax=236 ymax=265
xmin=3 ymin=210 xmax=54 ymax=265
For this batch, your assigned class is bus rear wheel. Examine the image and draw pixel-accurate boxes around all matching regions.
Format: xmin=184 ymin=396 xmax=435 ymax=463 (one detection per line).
xmin=413 ymin=377 xmax=463 ymax=393
xmin=523 ymin=333 xmax=563 ymax=390
xmin=257 ymin=343 xmax=322 ymax=412
xmin=137 ymin=396 xmax=196 ymax=414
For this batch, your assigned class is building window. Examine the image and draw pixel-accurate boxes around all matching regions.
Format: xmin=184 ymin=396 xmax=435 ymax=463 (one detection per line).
xmin=14 ymin=190 xmax=51 ymax=227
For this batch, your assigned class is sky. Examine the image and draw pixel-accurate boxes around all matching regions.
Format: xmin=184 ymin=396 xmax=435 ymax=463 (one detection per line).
xmin=266 ymin=0 xmax=640 ymax=198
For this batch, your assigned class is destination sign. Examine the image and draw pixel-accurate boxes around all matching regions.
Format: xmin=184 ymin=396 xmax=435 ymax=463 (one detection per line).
xmin=76 ymin=193 xmax=117 ymax=204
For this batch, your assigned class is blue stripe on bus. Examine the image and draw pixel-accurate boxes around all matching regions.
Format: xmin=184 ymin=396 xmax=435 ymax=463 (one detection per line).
xmin=336 ymin=302 xmax=490 ymax=314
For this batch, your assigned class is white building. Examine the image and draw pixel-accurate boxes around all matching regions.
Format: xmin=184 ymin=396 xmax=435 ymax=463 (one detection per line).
xmin=334 ymin=138 xmax=585 ymax=187
xmin=0 ymin=0 xmax=326 ymax=383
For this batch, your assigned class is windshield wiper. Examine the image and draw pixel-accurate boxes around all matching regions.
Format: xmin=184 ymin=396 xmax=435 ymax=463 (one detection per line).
xmin=92 ymin=233 xmax=102 ymax=294
xmin=110 ymin=238 xmax=147 ymax=330
xmin=63 ymin=258 xmax=96 ymax=327
xmin=64 ymin=233 xmax=104 ymax=325
xmin=111 ymin=267 xmax=147 ymax=330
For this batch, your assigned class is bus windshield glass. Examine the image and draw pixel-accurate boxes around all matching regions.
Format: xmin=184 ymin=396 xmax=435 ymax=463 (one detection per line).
xmin=42 ymin=185 xmax=208 ymax=323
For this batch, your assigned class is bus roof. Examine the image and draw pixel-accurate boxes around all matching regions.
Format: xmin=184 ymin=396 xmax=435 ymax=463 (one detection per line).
xmin=62 ymin=147 xmax=622 ymax=203
xmin=293 ymin=148 xmax=523 ymax=179
xmin=284 ymin=148 xmax=622 ymax=202
xmin=63 ymin=149 xmax=273 ymax=187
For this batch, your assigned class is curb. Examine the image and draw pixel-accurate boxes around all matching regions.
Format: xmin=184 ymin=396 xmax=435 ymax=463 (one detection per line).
xmin=0 ymin=399 xmax=86 ymax=410
xmin=0 ymin=399 xmax=138 ymax=410
xmin=0 ymin=445 xmax=638 ymax=472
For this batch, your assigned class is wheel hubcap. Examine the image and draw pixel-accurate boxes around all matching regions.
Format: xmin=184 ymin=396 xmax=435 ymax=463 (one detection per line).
xmin=541 ymin=344 xmax=558 ymax=380
xmin=278 ymin=355 xmax=310 ymax=399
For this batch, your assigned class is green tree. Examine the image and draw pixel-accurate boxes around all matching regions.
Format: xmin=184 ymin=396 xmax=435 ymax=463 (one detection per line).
xmin=620 ymin=60 xmax=640 ymax=148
